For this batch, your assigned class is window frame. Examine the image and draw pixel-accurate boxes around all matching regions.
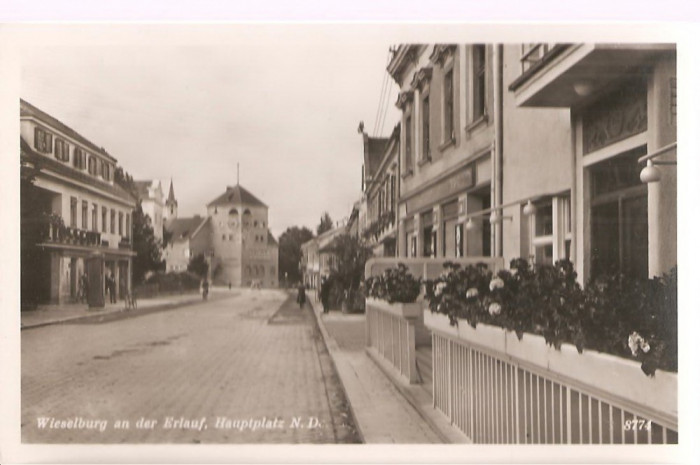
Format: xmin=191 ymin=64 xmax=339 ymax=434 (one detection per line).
xmin=421 ymin=92 xmax=431 ymax=162
xmin=472 ymin=44 xmax=487 ymax=121
xmin=443 ymin=68 xmax=455 ymax=144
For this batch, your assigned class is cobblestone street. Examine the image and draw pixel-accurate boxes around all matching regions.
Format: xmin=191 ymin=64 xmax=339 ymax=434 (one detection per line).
xmin=21 ymin=290 xmax=360 ymax=444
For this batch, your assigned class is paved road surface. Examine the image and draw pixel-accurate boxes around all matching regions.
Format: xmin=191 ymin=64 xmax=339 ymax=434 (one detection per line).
xmin=21 ymin=290 xmax=360 ymax=444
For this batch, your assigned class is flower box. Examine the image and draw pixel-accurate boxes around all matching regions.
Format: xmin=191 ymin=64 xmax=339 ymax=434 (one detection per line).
xmin=366 ymin=298 xmax=422 ymax=319
xmin=425 ymin=309 xmax=678 ymax=419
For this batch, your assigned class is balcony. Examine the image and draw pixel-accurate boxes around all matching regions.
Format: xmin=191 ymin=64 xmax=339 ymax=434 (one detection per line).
xmin=118 ymin=237 xmax=133 ymax=250
xmin=363 ymin=210 xmax=396 ymax=244
xmin=509 ymin=43 xmax=675 ymax=108
xmin=44 ymin=223 xmax=103 ymax=248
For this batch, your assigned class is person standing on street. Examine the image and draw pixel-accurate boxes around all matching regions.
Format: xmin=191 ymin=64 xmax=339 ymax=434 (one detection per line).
xmin=296 ymin=282 xmax=306 ymax=309
xmin=106 ymin=272 xmax=117 ymax=304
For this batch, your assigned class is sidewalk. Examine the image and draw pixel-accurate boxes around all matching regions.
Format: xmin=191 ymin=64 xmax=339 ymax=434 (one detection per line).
xmin=307 ymin=295 xmax=461 ymax=444
xmin=21 ymin=288 xmax=236 ymax=330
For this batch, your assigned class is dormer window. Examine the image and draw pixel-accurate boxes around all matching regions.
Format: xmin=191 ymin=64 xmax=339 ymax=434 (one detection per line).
xmin=73 ymin=147 xmax=87 ymax=169
xmin=55 ymin=138 xmax=70 ymax=162
xmin=229 ymin=208 xmax=238 ymax=216
xmin=88 ymin=156 xmax=98 ymax=176
xmin=34 ymin=127 xmax=52 ymax=153
xmin=100 ymin=160 xmax=111 ymax=181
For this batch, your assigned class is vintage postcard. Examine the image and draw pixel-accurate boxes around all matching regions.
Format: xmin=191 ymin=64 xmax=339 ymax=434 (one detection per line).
xmin=0 ymin=18 xmax=696 ymax=465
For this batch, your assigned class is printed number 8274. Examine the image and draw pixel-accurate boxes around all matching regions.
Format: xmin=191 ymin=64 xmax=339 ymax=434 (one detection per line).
xmin=624 ymin=419 xmax=652 ymax=431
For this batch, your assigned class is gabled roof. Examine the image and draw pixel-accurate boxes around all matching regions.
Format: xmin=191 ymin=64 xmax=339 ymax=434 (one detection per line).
xmin=363 ymin=134 xmax=389 ymax=182
xmin=20 ymin=137 xmax=135 ymax=204
xmin=207 ymin=184 xmax=267 ymax=208
xmin=165 ymin=216 xmax=209 ymax=241
xmin=267 ymin=230 xmax=278 ymax=246
xmin=20 ymin=99 xmax=117 ymax=162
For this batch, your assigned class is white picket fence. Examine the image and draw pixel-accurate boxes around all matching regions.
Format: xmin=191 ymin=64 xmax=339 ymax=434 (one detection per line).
xmin=428 ymin=313 xmax=678 ymax=445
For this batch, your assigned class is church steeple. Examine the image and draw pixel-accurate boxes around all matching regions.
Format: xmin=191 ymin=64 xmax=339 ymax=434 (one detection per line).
xmin=164 ymin=178 xmax=178 ymax=220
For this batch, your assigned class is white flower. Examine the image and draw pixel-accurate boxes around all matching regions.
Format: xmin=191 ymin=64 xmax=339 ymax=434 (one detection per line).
xmin=489 ymin=277 xmax=505 ymax=291
xmin=640 ymin=340 xmax=651 ymax=353
xmin=488 ymin=302 xmax=502 ymax=316
xmin=465 ymin=288 xmax=479 ymax=299
xmin=434 ymin=282 xmax=446 ymax=297
xmin=628 ymin=331 xmax=651 ymax=356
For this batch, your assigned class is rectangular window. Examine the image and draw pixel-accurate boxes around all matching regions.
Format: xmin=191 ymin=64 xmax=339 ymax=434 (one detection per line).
xmin=73 ymin=147 xmax=86 ymax=169
xmin=81 ymin=200 xmax=88 ymax=229
xmin=390 ymin=175 xmax=396 ymax=211
xmin=473 ymin=44 xmax=486 ymax=120
xmin=70 ymin=197 xmax=77 ymax=228
xmin=92 ymin=203 xmax=98 ymax=231
xmin=102 ymin=206 xmax=107 ymax=233
xmin=118 ymin=212 xmax=124 ymax=236
xmin=55 ymin=138 xmax=70 ymax=162
xmin=410 ymin=236 xmax=417 ymax=258
xmin=405 ymin=115 xmax=413 ymax=172
xmin=126 ymin=213 xmax=130 ymax=238
xmin=422 ymin=95 xmax=430 ymax=161
xmin=443 ymin=69 xmax=454 ymax=141
xmin=455 ymin=223 xmax=464 ymax=257
xmin=34 ymin=127 xmax=53 ymax=153
xmin=88 ymin=156 xmax=98 ymax=176
xmin=532 ymin=200 xmax=553 ymax=265
xmin=590 ymin=149 xmax=648 ymax=279
xmin=110 ymin=209 xmax=115 ymax=234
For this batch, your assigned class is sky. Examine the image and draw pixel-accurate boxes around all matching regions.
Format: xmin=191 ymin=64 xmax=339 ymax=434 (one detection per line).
xmin=19 ymin=25 xmax=401 ymax=239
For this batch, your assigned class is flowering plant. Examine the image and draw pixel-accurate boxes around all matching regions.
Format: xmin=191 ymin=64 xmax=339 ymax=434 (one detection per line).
xmin=365 ymin=263 xmax=421 ymax=304
xmin=424 ymin=259 xmax=677 ymax=376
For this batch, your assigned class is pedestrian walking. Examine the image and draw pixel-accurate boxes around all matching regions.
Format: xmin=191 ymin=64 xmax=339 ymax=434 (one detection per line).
xmin=320 ymin=276 xmax=330 ymax=314
xmin=202 ymin=278 xmax=209 ymax=300
xmin=296 ymin=282 xmax=306 ymax=309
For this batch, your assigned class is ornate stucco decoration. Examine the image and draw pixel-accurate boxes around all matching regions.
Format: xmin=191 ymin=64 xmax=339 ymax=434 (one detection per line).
xmin=429 ymin=44 xmax=457 ymax=67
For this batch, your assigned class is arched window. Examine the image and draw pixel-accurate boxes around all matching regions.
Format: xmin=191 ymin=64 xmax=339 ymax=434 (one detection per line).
xmin=229 ymin=208 xmax=238 ymax=216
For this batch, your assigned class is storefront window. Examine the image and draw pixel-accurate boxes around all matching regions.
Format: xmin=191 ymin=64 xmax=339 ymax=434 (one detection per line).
xmin=590 ymin=147 xmax=648 ymax=279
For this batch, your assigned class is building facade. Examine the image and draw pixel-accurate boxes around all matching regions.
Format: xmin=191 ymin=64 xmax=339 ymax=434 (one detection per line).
xmin=300 ymin=225 xmax=347 ymax=291
xmin=162 ymin=216 xmax=211 ymax=273
xmin=389 ymin=44 xmax=498 ymax=261
xmin=359 ymin=123 xmax=400 ymax=257
xmin=163 ymin=184 xmax=279 ymax=288
xmin=20 ymin=99 xmax=136 ymax=306
xmin=380 ymin=43 xmax=675 ymax=283
xmin=508 ymin=43 xmax=676 ymax=281
xmin=134 ymin=180 xmax=165 ymax=242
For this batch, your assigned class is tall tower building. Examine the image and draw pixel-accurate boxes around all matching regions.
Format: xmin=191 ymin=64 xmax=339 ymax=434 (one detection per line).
xmin=164 ymin=178 xmax=178 ymax=221
xmin=205 ymin=184 xmax=278 ymax=287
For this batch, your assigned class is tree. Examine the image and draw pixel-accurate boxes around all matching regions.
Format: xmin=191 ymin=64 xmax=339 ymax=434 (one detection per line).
xmin=188 ymin=253 xmax=209 ymax=279
xmin=326 ymin=234 xmax=373 ymax=292
xmin=131 ymin=201 xmax=164 ymax=284
xmin=278 ymin=226 xmax=314 ymax=286
xmin=325 ymin=234 xmax=373 ymax=311
xmin=317 ymin=211 xmax=334 ymax=235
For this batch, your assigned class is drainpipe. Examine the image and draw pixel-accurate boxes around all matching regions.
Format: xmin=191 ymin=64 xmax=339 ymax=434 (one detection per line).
xmin=493 ymin=44 xmax=504 ymax=257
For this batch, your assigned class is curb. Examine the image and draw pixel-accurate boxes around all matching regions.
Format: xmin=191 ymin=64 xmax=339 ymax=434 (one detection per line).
xmin=306 ymin=296 xmax=366 ymax=444
xmin=20 ymin=292 xmax=234 ymax=331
